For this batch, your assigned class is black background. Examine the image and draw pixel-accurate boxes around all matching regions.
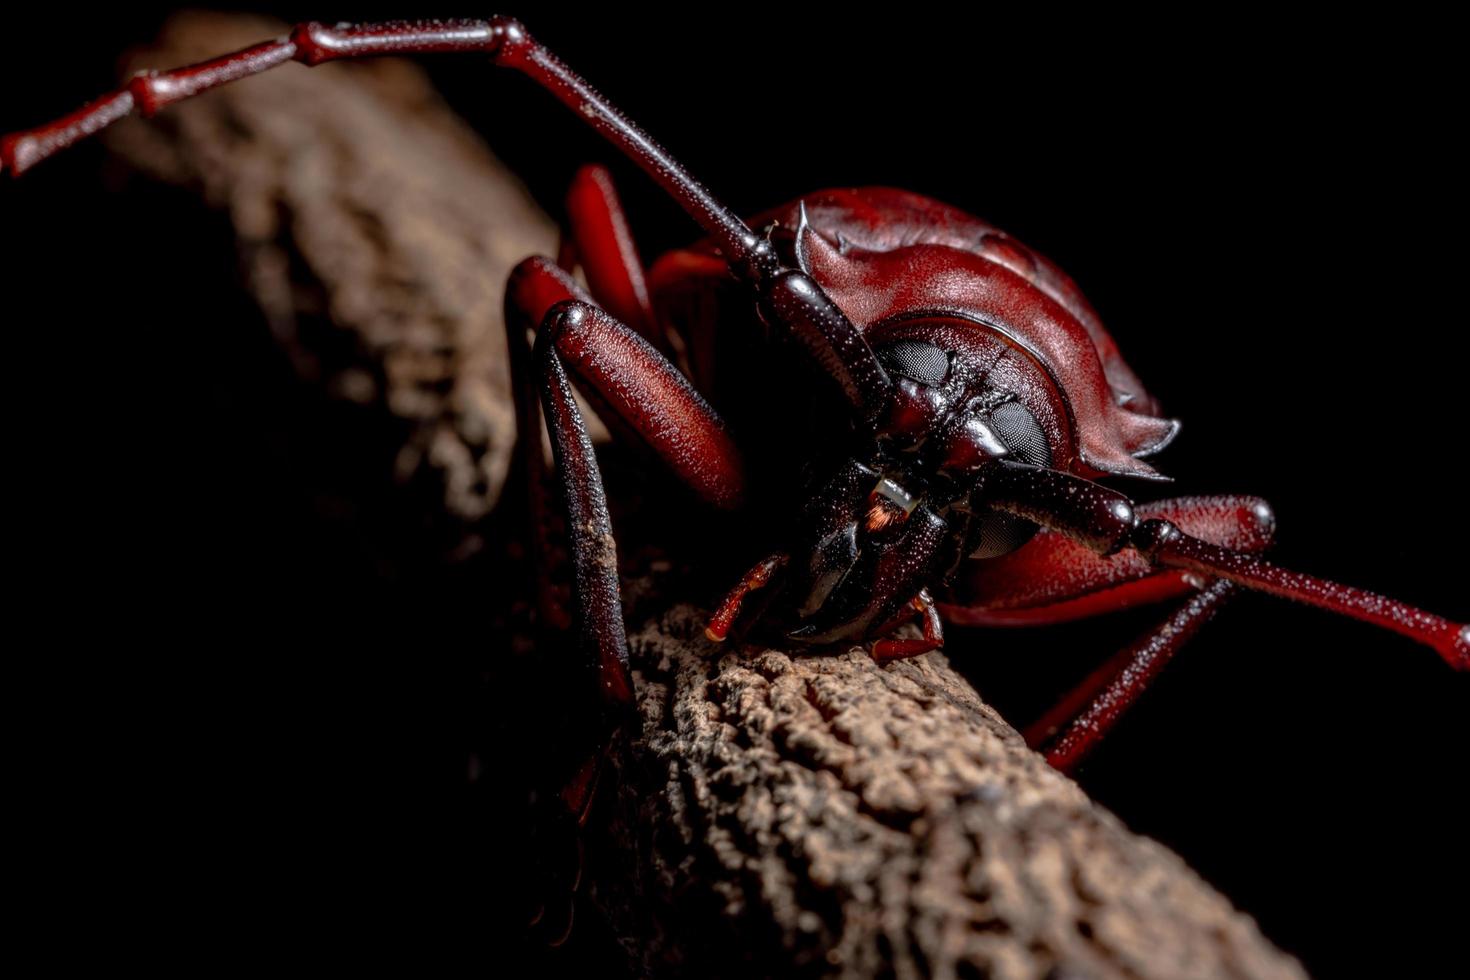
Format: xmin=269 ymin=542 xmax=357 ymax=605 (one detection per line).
xmin=3 ymin=7 xmax=1464 ymax=976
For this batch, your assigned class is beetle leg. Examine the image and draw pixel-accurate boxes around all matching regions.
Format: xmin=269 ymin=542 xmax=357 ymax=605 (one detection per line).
xmin=1023 ymin=580 xmax=1236 ymax=773
xmin=504 ymin=259 xmax=592 ymax=633
xmin=505 ymin=258 xmax=750 ymax=919
xmin=514 ymin=264 xmax=747 ymax=513
xmin=560 ymin=164 xmax=660 ymax=349
xmin=871 ymin=589 xmax=945 ymax=664
xmin=506 ymin=256 xmax=749 ymax=709
xmin=505 ymin=257 xmax=750 ymax=943
xmin=533 ymin=303 xmax=635 ymax=709
xmin=1133 ymin=519 xmax=1469 ymax=670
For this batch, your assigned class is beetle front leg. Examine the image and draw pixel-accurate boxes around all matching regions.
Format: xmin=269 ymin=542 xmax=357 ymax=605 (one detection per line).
xmin=535 ymin=312 xmax=635 ymax=709
xmin=506 ymin=257 xmax=749 ymax=709
xmin=534 ymin=298 xmax=747 ymax=701
xmin=503 ymin=255 xmax=744 ymax=764
xmin=504 ymin=258 xmax=592 ymax=636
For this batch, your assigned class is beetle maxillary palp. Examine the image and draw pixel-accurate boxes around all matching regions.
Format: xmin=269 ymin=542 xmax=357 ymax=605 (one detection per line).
xmin=871 ymin=589 xmax=946 ymax=664
xmin=705 ymin=554 xmax=789 ymax=643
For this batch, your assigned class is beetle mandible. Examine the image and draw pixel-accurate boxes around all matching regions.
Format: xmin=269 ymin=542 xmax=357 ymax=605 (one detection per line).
xmin=4 ymin=17 xmax=1464 ymax=791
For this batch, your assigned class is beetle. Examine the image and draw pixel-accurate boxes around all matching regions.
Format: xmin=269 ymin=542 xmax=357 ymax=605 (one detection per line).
xmin=2 ymin=13 xmax=1470 ymax=963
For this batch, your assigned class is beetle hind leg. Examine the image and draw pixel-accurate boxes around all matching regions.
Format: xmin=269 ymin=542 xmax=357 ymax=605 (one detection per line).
xmin=1023 ymin=580 xmax=1236 ymax=772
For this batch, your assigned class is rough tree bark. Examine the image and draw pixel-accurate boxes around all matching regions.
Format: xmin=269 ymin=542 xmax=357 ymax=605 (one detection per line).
xmin=100 ymin=13 xmax=1305 ymax=979
xmin=106 ymin=11 xmax=556 ymax=527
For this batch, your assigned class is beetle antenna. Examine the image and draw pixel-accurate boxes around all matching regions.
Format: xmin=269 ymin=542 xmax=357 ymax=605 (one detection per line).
xmin=1 ymin=17 xmax=896 ymax=422
xmin=0 ymin=18 xmax=767 ymax=265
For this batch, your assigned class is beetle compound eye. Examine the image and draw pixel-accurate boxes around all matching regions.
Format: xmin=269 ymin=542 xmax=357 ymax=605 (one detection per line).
xmin=987 ymin=401 xmax=1052 ymax=468
xmin=877 ymin=340 xmax=950 ymax=385
xmin=962 ymin=401 xmax=1050 ymax=558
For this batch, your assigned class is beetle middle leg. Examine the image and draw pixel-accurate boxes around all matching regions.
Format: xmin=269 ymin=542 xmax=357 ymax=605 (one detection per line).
xmin=503 ymin=253 xmax=745 ymax=731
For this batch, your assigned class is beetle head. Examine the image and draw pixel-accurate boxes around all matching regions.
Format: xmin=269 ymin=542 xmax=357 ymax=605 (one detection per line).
xmin=755 ymin=336 xmax=1061 ymax=645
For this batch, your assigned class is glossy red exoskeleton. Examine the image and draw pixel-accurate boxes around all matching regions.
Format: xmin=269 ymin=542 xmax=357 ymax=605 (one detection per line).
xmin=5 ymin=18 xmax=1464 ymax=807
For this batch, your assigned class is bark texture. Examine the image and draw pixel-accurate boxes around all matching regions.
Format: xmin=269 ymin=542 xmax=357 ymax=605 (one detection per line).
xmin=106 ymin=11 xmax=556 ymax=526
xmin=102 ymin=13 xmax=1305 ymax=979
xmin=608 ymin=605 xmax=1302 ymax=979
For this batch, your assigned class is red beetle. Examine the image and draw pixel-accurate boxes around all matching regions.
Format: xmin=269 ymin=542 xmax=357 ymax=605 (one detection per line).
xmin=4 ymin=19 xmax=1466 ymax=960
xmin=4 ymin=16 xmax=1462 ymax=772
